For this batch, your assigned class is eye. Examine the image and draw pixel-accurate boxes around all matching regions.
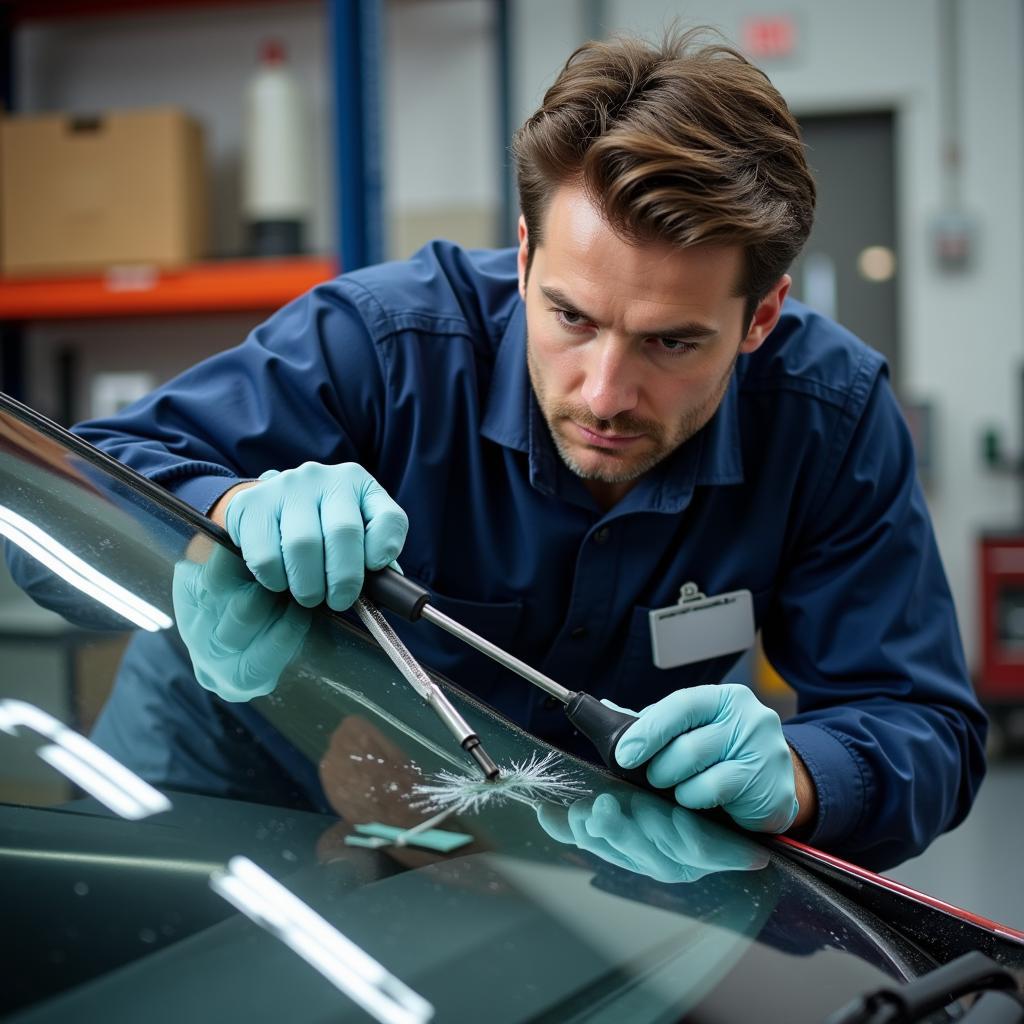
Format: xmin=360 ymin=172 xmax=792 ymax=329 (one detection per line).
xmin=655 ymin=337 xmax=700 ymax=355
xmin=553 ymin=308 xmax=589 ymax=330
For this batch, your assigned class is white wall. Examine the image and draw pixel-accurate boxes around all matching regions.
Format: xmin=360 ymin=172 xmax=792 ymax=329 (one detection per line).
xmin=388 ymin=0 xmax=497 ymax=209
xmin=511 ymin=0 xmax=589 ymax=128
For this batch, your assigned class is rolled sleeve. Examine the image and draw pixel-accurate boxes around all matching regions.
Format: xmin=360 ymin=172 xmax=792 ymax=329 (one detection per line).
xmin=162 ymin=471 xmax=244 ymax=516
xmin=783 ymin=720 xmax=868 ymax=849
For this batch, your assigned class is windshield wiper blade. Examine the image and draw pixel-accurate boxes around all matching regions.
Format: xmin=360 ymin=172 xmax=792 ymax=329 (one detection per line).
xmin=826 ymin=950 xmax=1022 ymax=1024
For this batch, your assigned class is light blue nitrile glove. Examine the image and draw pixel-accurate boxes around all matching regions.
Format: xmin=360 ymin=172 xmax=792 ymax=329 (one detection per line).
xmin=537 ymin=790 xmax=769 ymax=884
xmin=612 ymin=684 xmax=799 ymax=834
xmin=173 ymin=546 xmax=312 ymax=702
xmin=224 ymin=462 xmax=409 ymax=611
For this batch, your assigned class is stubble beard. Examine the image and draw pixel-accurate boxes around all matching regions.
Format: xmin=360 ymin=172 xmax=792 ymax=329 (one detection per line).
xmin=527 ymin=340 xmax=738 ymax=486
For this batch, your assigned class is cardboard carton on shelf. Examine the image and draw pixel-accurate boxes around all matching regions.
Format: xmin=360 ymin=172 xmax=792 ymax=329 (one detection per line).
xmin=0 ymin=107 xmax=207 ymax=276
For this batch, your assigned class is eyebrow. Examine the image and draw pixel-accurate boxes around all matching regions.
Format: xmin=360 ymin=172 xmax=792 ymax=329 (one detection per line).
xmin=539 ymin=286 xmax=719 ymax=341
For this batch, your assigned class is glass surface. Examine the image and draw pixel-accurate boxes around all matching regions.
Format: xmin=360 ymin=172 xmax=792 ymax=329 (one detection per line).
xmin=0 ymin=398 xmax=941 ymax=1024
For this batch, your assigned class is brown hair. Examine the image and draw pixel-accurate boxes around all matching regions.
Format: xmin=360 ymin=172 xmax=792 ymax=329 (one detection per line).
xmin=512 ymin=28 xmax=816 ymax=323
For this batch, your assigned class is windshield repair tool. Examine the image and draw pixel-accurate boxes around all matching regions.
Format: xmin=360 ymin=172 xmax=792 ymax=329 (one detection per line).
xmin=362 ymin=569 xmax=658 ymax=792
xmin=353 ymin=597 xmax=500 ymax=782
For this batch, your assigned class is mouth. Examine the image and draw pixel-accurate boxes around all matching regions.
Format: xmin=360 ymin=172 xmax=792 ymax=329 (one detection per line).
xmin=571 ymin=422 xmax=645 ymax=451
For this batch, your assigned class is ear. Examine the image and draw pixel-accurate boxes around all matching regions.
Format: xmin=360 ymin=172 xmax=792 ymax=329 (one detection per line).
xmin=739 ymin=275 xmax=791 ymax=355
xmin=516 ymin=215 xmax=529 ymax=300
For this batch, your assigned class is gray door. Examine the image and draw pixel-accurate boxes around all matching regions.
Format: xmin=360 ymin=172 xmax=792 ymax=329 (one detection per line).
xmin=789 ymin=112 xmax=900 ymax=389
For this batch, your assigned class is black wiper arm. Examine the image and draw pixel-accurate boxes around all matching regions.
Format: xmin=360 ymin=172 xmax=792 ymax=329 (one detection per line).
xmin=826 ymin=951 xmax=1022 ymax=1024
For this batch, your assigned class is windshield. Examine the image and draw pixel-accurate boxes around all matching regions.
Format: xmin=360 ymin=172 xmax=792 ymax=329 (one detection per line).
xmin=0 ymin=395 xmax=940 ymax=1024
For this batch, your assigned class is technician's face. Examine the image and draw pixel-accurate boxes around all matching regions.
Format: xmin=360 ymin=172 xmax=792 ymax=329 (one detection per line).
xmin=518 ymin=184 xmax=788 ymax=506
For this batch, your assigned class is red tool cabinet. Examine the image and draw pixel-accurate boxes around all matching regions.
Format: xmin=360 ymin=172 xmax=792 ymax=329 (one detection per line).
xmin=978 ymin=532 xmax=1024 ymax=701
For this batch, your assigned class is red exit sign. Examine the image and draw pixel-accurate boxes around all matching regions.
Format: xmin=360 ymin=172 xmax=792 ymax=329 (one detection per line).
xmin=741 ymin=15 xmax=799 ymax=59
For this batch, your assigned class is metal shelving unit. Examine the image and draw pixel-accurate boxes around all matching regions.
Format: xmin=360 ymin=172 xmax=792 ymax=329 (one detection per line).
xmin=0 ymin=0 xmax=384 ymax=398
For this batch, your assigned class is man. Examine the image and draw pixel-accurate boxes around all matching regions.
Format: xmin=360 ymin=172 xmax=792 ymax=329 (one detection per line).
xmin=70 ymin=31 xmax=984 ymax=868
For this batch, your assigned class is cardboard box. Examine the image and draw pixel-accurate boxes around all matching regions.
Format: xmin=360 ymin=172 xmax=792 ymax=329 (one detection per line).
xmin=0 ymin=108 xmax=207 ymax=276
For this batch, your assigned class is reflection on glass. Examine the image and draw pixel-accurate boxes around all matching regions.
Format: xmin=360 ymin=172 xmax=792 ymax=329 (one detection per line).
xmin=0 ymin=699 xmax=171 ymax=819
xmin=0 ymin=504 xmax=173 ymax=631
xmin=335 ymin=751 xmax=591 ymax=852
xmin=173 ymin=544 xmax=312 ymax=702
xmin=211 ymin=856 xmax=435 ymax=1024
xmin=538 ymin=790 xmax=769 ymax=885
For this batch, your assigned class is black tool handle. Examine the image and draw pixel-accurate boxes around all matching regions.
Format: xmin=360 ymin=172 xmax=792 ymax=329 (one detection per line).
xmin=565 ymin=692 xmax=671 ymax=795
xmin=363 ymin=567 xmax=431 ymax=621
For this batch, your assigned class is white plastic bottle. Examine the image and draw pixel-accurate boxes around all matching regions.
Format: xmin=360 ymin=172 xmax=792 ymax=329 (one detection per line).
xmin=242 ymin=40 xmax=310 ymax=256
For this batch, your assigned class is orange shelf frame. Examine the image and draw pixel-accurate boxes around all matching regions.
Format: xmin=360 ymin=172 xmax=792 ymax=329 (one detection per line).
xmin=0 ymin=257 xmax=339 ymax=320
xmin=9 ymin=1 xmax=305 ymax=24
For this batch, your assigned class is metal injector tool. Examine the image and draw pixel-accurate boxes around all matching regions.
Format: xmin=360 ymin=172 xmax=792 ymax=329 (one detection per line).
xmin=208 ymin=516 xmax=501 ymax=782
xmin=353 ymin=596 xmax=500 ymax=782
xmin=362 ymin=567 xmax=658 ymax=792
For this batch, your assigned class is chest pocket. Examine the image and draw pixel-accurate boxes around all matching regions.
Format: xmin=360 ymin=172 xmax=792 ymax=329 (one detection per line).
xmin=407 ymin=588 xmax=524 ymax=707
xmin=609 ymin=589 xmax=773 ymax=709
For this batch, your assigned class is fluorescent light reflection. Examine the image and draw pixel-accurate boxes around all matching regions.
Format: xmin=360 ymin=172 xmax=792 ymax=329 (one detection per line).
xmin=0 ymin=504 xmax=172 ymax=631
xmin=211 ymin=857 xmax=434 ymax=1024
xmin=0 ymin=847 xmax=220 ymax=875
xmin=0 ymin=699 xmax=171 ymax=820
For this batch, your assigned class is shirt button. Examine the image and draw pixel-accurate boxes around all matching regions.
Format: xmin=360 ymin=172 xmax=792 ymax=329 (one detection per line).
xmin=593 ymin=526 xmax=611 ymax=545
xmin=570 ymin=626 xmax=588 ymax=640
xmin=543 ymin=695 xmax=561 ymax=710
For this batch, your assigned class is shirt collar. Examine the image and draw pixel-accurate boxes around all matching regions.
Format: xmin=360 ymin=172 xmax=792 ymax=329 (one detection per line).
xmin=480 ymin=300 xmax=745 ymax=514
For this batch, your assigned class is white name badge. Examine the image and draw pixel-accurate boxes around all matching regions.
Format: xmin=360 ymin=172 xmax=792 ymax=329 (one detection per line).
xmin=648 ymin=583 xmax=755 ymax=669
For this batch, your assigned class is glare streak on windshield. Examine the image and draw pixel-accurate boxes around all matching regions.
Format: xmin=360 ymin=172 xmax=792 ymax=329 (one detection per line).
xmin=210 ymin=856 xmax=435 ymax=1024
xmin=0 ymin=848 xmax=223 ymax=876
xmin=0 ymin=700 xmax=172 ymax=819
xmin=0 ymin=504 xmax=172 ymax=631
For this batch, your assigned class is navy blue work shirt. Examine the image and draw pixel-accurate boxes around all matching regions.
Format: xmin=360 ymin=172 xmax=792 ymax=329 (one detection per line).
xmin=77 ymin=241 xmax=986 ymax=868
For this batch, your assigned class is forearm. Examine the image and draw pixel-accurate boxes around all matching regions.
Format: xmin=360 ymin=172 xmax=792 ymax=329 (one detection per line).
xmin=208 ymin=481 xmax=259 ymax=528
xmin=787 ymin=745 xmax=818 ymax=833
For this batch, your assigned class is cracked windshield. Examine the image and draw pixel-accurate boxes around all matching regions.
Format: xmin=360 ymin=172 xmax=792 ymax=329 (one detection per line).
xmin=1 ymin=401 xmax=929 ymax=1024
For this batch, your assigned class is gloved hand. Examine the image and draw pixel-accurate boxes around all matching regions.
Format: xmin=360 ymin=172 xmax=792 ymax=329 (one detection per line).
xmin=173 ymin=546 xmax=312 ymax=702
xmin=224 ymin=462 xmax=408 ymax=610
xmin=612 ymin=684 xmax=799 ymax=833
xmin=537 ymin=790 xmax=769 ymax=884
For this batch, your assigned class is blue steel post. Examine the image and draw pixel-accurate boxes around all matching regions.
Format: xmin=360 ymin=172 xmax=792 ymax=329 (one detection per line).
xmin=0 ymin=4 xmax=26 ymax=402
xmin=495 ymin=0 xmax=515 ymax=247
xmin=1 ymin=3 xmax=13 ymax=114
xmin=328 ymin=0 xmax=385 ymax=271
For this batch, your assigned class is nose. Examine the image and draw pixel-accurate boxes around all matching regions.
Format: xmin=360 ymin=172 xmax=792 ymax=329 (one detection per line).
xmin=580 ymin=336 xmax=639 ymax=422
